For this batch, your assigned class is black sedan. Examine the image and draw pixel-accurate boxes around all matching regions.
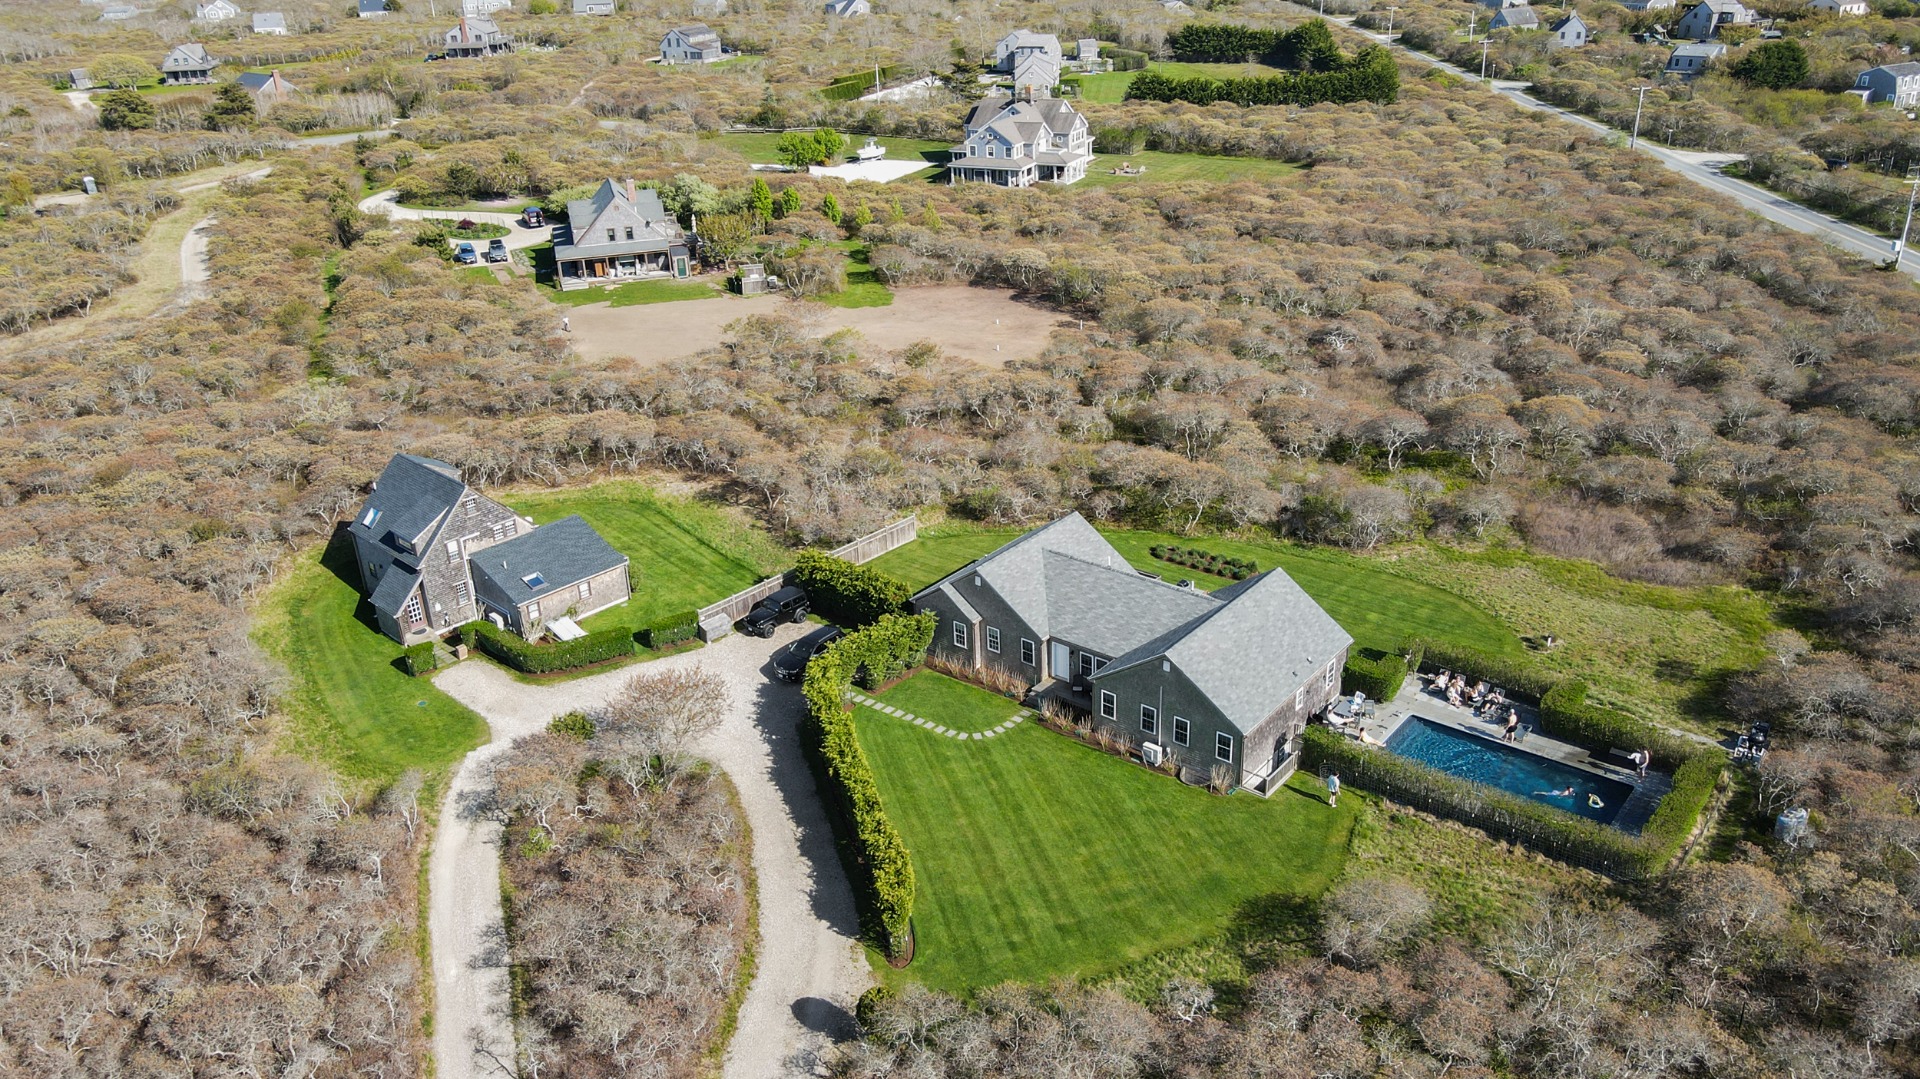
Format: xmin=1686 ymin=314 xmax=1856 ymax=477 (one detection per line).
xmin=773 ymin=626 xmax=843 ymax=682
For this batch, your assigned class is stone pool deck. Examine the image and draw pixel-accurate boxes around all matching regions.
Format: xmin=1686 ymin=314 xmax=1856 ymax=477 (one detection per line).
xmin=1331 ymin=674 xmax=1670 ymax=834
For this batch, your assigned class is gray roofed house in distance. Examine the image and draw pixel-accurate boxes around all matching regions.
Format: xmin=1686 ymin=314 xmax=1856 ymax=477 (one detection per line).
xmin=1854 ymin=61 xmax=1920 ymax=106
xmin=551 ymin=179 xmax=691 ymax=290
xmin=445 ymin=16 xmax=512 ymax=58
xmin=357 ymin=0 xmax=388 ymax=15
xmin=660 ymin=23 xmax=724 ymax=63
xmin=913 ymin=513 xmax=1352 ymax=793
xmin=251 ymin=11 xmax=287 ymax=32
xmin=160 ymin=43 xmax=218 ymax=85
xmin=347 ymin=454 xmax=631 ymax=643
xmin=235 ymin=70 xmax=297 ymax=102
xmin=1489 ymin=6 xmax=1539 ymax=30
xmin=1665 ymin=41 xmax=1726 ymax=76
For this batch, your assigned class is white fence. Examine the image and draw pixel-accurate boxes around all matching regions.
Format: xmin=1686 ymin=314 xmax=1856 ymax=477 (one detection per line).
xmin=697 ymin=515 xmax=920 ymax=637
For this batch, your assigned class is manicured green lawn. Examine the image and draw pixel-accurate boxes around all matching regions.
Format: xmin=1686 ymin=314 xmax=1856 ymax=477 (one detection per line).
xmin=866 ymin=525 xmax=1519 ymax=660
xmin=544 ymin=276 xmax=725 ymax=308
xmin=256 ymin=540 xmax=487 ymax=786
xmin=1071 ymin=60 xmax=1292 ymax=103
xmin=1076 ymin=151 xmax=1302 ymax=189
xmin=503 ymin=480 xmax=785 ymax=636
xmin=819 ymin=243 xmax=891 ymax=308
xmin=857 ymin=671 xmax=1356 ymax=991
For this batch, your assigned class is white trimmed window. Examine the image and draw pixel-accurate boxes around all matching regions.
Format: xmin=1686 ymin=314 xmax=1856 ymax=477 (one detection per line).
xmin=1215 ymin=732 xmax=1234 ymax=763
xmin=1172 ymin=716 xmax=1190 ymax=746
xmin=1295 ymin=686 xmax=1305 ymax=712
xmin=986 ymin=626 xmax=1001 ymax=654
xmin=403 ymin=593 xmax=424 ymax=624
xmin=1325 ymin=663 xmax=1337 ymax=690
xmin=1099 ymin=691 xmax=1116 ymax=720
xmin=529 ymin=601 xmax=542 ymax=623
xmin=579 ymin=580 xmax=592 ymax=600
xmin=1140 ymin=704 xmax=1158 ymax=736
xmin=445 ymin=539 xmax=460 ymax=566
xmin=454 ymin=581 xmax=471 ymax=607
xmin=1020 ymin=639 xmax=1036 ymax=666
xmin=953 ymin=621 xmax=968 ymax=648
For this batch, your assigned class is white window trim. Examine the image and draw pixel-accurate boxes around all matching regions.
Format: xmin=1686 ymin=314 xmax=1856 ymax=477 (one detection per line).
xmin=1215 ymin=732 xmax=1234 ymax=762
xmin=1172 ymin=716 xmax=1190 ymax=747
xmin=529 ymin=600 xmax=542 ymax=623
xmin=1295 ymin=686 xmax=1305 ymax=712
xmin=1099 ymin=691 xmax=1116 ymax=720
xmin=986 ymin=626 xmax=1001 ymax=654
xmin=1020 ymin=638 xmax=1036 ymax=666
xmin=953 ymin=621 xmax=968 ymax=648
xmin=1140 ymin=704 xmax=1158 ymax=735
xmin=1325 ymin=663 xmax=1337 ymax=690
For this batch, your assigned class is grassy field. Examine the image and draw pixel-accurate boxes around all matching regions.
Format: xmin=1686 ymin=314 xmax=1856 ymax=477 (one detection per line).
xmin=547 ymin=277 xmax=723 ymax=308
xmin=708 ymin=132 xmax=952 ymax=168
xmin=256 ymin=539 xmax=488 ymax=786
xmin=858 ymin=671 xmax=1356 ymax=991
xmin=819 ymin=243 xmax=891 ymax=308
xmin=502 ymin=480 xmax=785 ymax=637
xmin=1072 ymin=60 xmax=1293 ymax=103
xmin=867 ymin=525 xmax=1519 ymax=659
xmin=1077 ymin=152 xmax=1301 ymax=189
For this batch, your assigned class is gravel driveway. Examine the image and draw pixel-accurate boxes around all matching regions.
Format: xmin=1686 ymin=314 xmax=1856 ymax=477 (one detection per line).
xmin=430 ymin=624 xmax=871 ymax=1078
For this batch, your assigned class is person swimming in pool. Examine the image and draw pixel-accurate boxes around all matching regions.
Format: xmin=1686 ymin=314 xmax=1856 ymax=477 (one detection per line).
xmin=1534 ymin=786 xmax=1575 ymax=798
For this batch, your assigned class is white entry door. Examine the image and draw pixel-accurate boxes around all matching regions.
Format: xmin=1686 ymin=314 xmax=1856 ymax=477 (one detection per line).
xmin=1050 ymin=641 xmax=1070 ymax=681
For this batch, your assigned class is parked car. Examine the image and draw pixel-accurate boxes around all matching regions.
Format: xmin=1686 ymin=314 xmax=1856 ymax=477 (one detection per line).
xmin=739 ymin=586 xmax=810 ymax=637
xmin=519 ymin=205 xmax=545 ymax=228
xmin=485 ymin=238 xmax=509 ymax=263
xmin=774 ymin=626 xmax=843 ymax=681
xmin=453 ymin=241 xmax=478 ymax=264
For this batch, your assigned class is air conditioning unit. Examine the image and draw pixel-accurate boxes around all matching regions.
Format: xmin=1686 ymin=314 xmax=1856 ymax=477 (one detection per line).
xmin=1141 ymin=743 xmax=1165 ymax=767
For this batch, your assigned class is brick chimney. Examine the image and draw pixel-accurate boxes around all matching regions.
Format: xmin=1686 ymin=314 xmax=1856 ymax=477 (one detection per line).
xmin=625 ymin=178 xmax=636 ymax=203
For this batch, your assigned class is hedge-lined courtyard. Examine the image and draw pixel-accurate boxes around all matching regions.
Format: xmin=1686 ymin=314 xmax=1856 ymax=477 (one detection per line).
xmin=855 ymin=670 xmax=1357 ymax=991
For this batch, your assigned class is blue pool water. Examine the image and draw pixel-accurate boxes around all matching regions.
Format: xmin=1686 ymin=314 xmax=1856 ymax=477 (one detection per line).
xmin=1383 ymin=717 xmax=1633 ymax=825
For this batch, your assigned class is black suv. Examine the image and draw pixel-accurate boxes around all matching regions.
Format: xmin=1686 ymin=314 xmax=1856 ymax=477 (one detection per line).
xmin=740 ymin=586 xmax=809 ymax=637
xmin=774 ymin=626 xmax=843 ymax=681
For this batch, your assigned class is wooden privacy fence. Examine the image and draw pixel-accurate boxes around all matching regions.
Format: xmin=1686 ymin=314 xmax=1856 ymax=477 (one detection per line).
xmin=697 ymin=515 xmax=920 ymax=637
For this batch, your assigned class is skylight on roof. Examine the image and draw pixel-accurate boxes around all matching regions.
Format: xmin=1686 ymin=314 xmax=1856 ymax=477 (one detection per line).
xmin=363 ymin=507 xmax=381 ymax=527
xmin=521 ymin=572 xmax=546 ymax=589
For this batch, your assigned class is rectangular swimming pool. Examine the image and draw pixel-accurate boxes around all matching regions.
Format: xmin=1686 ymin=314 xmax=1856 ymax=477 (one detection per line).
xmin=1383 ymin=716 xmax=1634 ymax=826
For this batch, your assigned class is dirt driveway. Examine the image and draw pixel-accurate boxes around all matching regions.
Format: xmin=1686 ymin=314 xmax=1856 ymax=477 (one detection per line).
xmin=429 ymin=625 xmax=870 ymax=1079
xmin=565 ymin=285 xmax=1070 ymax=367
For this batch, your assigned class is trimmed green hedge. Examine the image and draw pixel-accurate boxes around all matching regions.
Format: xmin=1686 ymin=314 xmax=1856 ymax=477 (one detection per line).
xmin=1302 ymin=726 xmax=1721 ymax=879
xmin=1149 ymin=544 xmax=1257 ymax=580
xmin=801 ymin=611 xmax=935 ymax=957
xmin=1103 ymin=45 xmax=1148 ymax=71
xmin=465 ymin=621 xmax=634 ymax=674
xmin=1540 ymin=680 xmax=1701 ymax=773
xmin=640 ymin=609 xmax=699 ymax=649
xmin=1341 ymin=651 xmax=1406 ymax=702
xmin=403 ymin=642 xmax=438 ymax=677
xmin=793 ymin=550 xmax=910 ymax=629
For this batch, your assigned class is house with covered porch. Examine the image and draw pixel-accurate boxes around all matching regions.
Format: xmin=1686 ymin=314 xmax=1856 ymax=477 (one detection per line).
xmin=947 ymin=92 xmax=1094 ymax=187
xmin=551 ymin=179 xmax=691 ymax=290
xmin=912 ymin=514 xmax=1352 ymax=793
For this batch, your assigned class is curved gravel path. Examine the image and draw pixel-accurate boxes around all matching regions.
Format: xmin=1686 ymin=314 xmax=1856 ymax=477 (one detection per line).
xmin=429 ymin=624 xmax=870 ymax=1078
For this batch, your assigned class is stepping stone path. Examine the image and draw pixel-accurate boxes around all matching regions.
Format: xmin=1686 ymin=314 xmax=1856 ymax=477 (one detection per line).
xmin=845 ymin=691 xmax=1029 ymax=744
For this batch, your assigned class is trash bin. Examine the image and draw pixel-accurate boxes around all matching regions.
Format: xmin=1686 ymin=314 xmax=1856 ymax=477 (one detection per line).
xmin=1775 ymin=807 xmax=1809 ymax=846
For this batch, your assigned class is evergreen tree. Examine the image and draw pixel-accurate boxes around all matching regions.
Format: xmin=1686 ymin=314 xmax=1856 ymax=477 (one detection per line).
xmin=203 ymin=82 xmax=257 ymax=131
xmin=97 ymin=88 xmax=155 ymax=131
xmin=749 ymin=176 xmax=775 ymax=221
xmin=1731 ymin=39 xmax=1809 ymax=90
xmin=821 ymin=192 xmax=842 ymax=225
xmin=778 ymin=186 xmax=802 ymax=218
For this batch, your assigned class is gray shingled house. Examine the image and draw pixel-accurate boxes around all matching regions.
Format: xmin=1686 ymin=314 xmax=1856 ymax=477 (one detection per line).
xmin=551 ymin=179 xmax=691 ymax=290
xmin=912 ymin=514 xmax=1351 ymax=793
xmin=348 ymin=454 xmax=630 ymax=644
xmin=948 ymin=94 xmax=1094 ymax=187
xmin=660 ymin=23 xmax=723 ymax=63
xmin=160 ymin=44 xmax=218 ymax=85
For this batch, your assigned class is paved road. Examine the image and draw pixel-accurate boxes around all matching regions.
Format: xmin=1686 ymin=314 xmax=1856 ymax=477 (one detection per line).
xmin=430 ymin=624 xmax=870 ymax=1079
xmin=1323 ymin=13 xmax=1920 ymax=281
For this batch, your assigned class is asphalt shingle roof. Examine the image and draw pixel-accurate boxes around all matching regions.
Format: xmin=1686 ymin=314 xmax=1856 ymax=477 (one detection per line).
xmin=369 ymin=565 xmax=421 ymax=617
xmin=1041 ymin=551 xmax=1217 ymax=657
xmin=469 ymin=515 xmax=627 ymax=607
xmin=348 ymin=454 xmax=465 ymax=553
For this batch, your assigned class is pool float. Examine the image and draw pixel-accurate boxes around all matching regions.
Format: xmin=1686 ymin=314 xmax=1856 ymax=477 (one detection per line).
xmin=1588 ymin=793 xmax=1605 ymax=809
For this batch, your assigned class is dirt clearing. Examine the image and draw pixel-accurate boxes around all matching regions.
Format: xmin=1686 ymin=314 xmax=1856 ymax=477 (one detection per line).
xmin=564 ymin=285 xmax=1072 ymax=368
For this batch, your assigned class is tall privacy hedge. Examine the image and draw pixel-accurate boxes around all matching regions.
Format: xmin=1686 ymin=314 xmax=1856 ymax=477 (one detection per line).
xmin=801 ymin=611 xmax=936 ymax=957
xmin=1340 ymin=651 xmax=1407 ymax=702
xmin=1302 ymin=726 xmax=1722 ymax=879
xmin=793 ymin=550 xmax=910 ymax=628
xmin=639 ymin=609 xmax=699 ymax=649
xmin=1127 ymin=40 xmax=1399 ymax=107
xmin=465 ymin=621 xmax=633 ymax=674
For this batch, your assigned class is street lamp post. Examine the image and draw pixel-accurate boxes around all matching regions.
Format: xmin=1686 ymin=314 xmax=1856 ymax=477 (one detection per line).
xmin=1480 ymin=38 xmax=1492 ymax=81
xmin=1629 ymin=85 xmax=1651 ymax=150
xmin=1896 ymin=165 xmax=1920 ymax=272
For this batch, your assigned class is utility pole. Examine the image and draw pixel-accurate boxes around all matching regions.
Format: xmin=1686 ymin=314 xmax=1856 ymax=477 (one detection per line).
xmin=1896 ymin=165 xmax=1920 ymax=272
xmin=1629 ymin=85 xmax=1651 ymax=149
xmin=1480 ymin=38 xmax=1492 ymax=80
xmin=1387 ymin=6 xmax=1398 ymax=36
xmin=1467 ymin=9 xmax=1477 ymax=41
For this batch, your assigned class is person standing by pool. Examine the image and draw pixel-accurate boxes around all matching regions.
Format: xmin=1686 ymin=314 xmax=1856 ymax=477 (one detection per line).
xmin=1636 ymin=749 xmax=1650 ymax=778
xmin=1325 ymin=771 xmax=1340 ymax=808
xmin=1502 ymin=712 xmax=1519 ymax=742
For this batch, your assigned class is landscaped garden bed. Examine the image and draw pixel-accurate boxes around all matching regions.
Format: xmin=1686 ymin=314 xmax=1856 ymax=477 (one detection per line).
xmin=1149 ymin=543 xmax=1257 ymax=580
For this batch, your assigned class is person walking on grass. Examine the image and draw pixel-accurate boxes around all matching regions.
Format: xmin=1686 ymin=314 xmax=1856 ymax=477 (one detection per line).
xmin=562 ymin=315 xmax=570 ymax=334
xmin=1325 ymin=771 xmax=1340 ymax=808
